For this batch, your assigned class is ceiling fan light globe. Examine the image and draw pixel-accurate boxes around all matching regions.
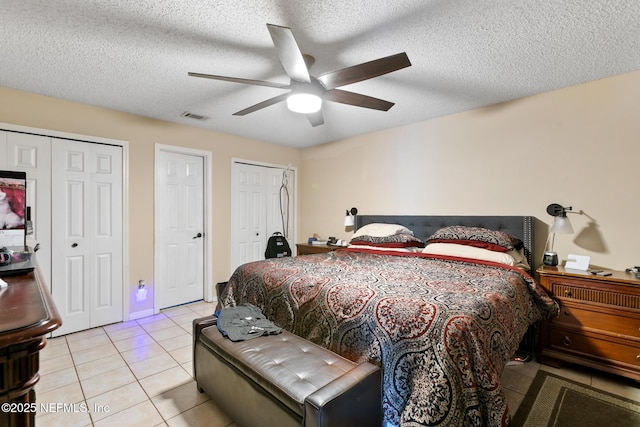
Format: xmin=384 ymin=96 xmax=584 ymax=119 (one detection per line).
xmin=287 ymin=93 xmax=322 ymax=114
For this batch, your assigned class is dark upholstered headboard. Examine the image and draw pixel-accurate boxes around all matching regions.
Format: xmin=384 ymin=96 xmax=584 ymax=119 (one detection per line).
xmin=354 ymin=215 xmax=534 ymax=267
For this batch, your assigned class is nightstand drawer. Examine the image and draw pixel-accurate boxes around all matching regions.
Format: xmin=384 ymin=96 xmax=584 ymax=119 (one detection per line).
xmin=553 ymin=304 xmax=640 ymax=339
xmin=549 ymin=328 xmax=640 ymax=367
xmin=550 ymin=280 xmax=640 ymax=309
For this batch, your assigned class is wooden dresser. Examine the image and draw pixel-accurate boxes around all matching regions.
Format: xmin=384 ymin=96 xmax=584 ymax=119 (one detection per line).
xmin=1 ymin=268 xmax=62 ymax=427
xmin=537 ymin=266 xmax=640 ymax=381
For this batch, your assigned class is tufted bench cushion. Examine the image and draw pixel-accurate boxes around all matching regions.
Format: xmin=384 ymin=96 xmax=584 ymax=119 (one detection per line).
xmin=193 ymin=315 xmax=381 ymax=427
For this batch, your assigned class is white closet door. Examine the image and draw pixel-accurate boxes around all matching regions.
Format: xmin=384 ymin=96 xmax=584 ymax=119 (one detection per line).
xmin=51 ymin=139 xmax=123 ymax=336
xmin=266 ymin=168 xmax=294 ymax=240
xmin=230 ymin=163 xmax=294 ymax=273
xmin=2 ymin=132 xmax=52 ymax=287
xmin=231 ymin=163 xmax=267 ymax=273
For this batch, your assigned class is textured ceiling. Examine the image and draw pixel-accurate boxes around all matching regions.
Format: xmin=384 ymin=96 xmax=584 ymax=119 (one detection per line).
xmin=1 ymin=1 xmax=639 ymax=148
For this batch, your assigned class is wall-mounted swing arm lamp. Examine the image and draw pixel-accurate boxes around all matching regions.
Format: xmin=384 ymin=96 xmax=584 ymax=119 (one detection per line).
xmin=544 ymin=203 xmax=575 ymax=266
xmin=344 ymin=207 xmax=358 ymax=227
xmin=547 ymin=203 xmax=574 ymax=234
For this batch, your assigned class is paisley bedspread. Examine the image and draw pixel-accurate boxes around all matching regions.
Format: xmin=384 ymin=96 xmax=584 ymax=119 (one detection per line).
xmin=220 ymin=248 xmax=558 ymax=427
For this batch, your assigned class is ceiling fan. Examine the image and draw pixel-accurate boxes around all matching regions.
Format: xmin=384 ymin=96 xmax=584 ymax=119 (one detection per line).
xmin=188 ymin=23 xmax=411 ymax=127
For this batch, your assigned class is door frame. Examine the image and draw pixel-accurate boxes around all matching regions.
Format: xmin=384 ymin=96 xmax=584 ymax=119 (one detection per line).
xmin=154 ymin=144 xmax=213 ymax=312
xmin=230 ymin=158 xmax=297 ymax=273
xmin=0 ymin=122 xmax=130 ymax=320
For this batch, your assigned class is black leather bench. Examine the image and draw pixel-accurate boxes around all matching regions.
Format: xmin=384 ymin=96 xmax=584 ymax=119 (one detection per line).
xmin=193 ymin=315 xmax=382 ymax=427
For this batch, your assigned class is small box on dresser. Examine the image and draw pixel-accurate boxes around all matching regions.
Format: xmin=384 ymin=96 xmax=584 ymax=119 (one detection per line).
xmin=537 ymin=266 xmax=640 ymax=381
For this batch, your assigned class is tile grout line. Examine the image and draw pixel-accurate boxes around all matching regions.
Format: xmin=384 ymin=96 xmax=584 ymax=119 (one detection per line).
xmin=128 ymin=308 xmax=196 ymax=425
xmin=38 ymin=302 xmax=217 ymax=426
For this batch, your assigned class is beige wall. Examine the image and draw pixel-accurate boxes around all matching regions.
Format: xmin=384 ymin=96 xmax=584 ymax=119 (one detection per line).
xmin=2 ymin=68 xmax=638 ymax=317
xmin=300 ymin=70 xmax=640 ymax=271
xmin=0 ymin=87 xmax=301 ymax=315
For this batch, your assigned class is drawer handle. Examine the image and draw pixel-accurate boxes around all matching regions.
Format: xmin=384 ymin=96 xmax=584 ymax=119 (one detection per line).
xmin=637 ymin=354 xmax=640 ymax=362
xmin=564 ymin=290 xmax=572 ymax=297
xmin=563 ymin=336 xmax=572 ymax=347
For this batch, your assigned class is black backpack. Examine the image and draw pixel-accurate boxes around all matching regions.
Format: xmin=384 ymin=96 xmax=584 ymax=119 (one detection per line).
xmin=265 ymin=232 xmax=291 ymax=259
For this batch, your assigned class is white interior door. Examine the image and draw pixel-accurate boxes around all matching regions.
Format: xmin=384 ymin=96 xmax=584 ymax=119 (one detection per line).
xmin=51 ymin=139 xmax=123 ymax=336
xmin=230 ymin=162 xmax=295 ymax=273
xmin=156 ymin=150 xmax=204 ymax=309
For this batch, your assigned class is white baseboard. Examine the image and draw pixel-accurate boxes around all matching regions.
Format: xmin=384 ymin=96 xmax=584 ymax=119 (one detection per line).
xmin=128 ymin=308 xmax=155 ymax=320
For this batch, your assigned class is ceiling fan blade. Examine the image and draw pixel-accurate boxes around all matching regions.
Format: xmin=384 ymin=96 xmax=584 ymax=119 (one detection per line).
xmin=306 ymin=110 xmax=324 ymax=127
xmin=324 ymin=89 xmax=395 ymax=111
xmin=188 ymin=72 xmax=290 ymax=89
xmin=317 ymin=52 xmax=411 ymax=89
xmin=232 ymin=93 xmax=289 ymax=116
xmin=267 ymin=24 xmax=311 ymax=83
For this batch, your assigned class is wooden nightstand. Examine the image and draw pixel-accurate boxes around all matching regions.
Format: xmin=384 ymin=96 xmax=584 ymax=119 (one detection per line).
xmin=295 ymin=243 xmax=343 ymax=256
xmin=537 ymin=266 xmax=640 ymax=381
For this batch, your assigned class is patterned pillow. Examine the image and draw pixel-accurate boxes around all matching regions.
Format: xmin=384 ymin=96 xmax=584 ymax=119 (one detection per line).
xmin=426 ymin=226 xmax=522 ymax=252
xmin=350 ymin=233 xmax=425 ymax=248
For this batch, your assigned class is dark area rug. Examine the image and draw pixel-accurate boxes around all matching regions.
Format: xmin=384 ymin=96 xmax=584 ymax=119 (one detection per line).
xmin=512 ymin=370 xmax=640 ymax=427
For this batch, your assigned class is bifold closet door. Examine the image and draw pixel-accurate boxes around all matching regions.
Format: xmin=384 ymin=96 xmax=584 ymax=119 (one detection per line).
xmin=230 ymin=162 xmax=294 ymax=273
xmin=51 ymin=139 xmax=123 ymax=336
xmin=0 ymin=131 xmax=52 ymax=287
xmin=231 ymin=163 xmax=267 ymax=272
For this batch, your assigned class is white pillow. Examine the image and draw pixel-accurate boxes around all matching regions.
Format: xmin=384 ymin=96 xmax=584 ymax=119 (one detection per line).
xmin=422 ymin=243 xmax=530 ymax=270
xmin=507 ymin=247 xmax=531 ymax=271
xmin=348 ymin=244 xmax=422 ymax=253
xmin=352 ymin=223 xmax=414 ymax=239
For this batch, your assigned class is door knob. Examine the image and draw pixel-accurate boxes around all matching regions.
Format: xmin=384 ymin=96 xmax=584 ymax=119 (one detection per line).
xmin=71 ymin=243 xmax=78 ymax=248
xmin=192 ymin=232 xmax=203 ymax=239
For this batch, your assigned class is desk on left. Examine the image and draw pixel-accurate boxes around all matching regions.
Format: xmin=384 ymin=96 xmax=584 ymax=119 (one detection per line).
xmin=0 ymin=268 xmax=62 ymax=427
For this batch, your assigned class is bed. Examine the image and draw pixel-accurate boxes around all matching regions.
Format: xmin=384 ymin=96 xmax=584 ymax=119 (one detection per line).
xmin=219 ymin=215 xmax=559 ymax=427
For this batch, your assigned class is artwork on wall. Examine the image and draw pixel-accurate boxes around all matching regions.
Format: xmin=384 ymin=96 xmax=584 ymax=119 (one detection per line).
xmin=0 ymin=170 xmax=27 ymax=247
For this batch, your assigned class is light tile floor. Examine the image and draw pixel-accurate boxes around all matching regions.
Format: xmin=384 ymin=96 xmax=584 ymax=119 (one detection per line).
xmin=36 ymin=301 xmax=234 ymax=427
xmin=36 ymin=301 xmax=640 ymax=426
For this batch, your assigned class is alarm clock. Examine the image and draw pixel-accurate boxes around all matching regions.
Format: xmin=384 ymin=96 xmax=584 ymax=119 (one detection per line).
xmin=543 ymin=251 xmax=558 ymax=266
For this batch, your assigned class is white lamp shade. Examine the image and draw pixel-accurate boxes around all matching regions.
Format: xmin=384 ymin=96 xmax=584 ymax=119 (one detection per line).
xmin=287 ymin=93 xmax=322 ymax=114
xmin=344 ymin=214 xmax=354 ymax=227
xmin=550 ymin=216 xmax=574 ymax=234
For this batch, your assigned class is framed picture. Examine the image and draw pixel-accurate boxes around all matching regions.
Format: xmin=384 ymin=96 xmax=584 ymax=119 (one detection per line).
xmin=0 ymin=170 xmax=27 ymax=248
